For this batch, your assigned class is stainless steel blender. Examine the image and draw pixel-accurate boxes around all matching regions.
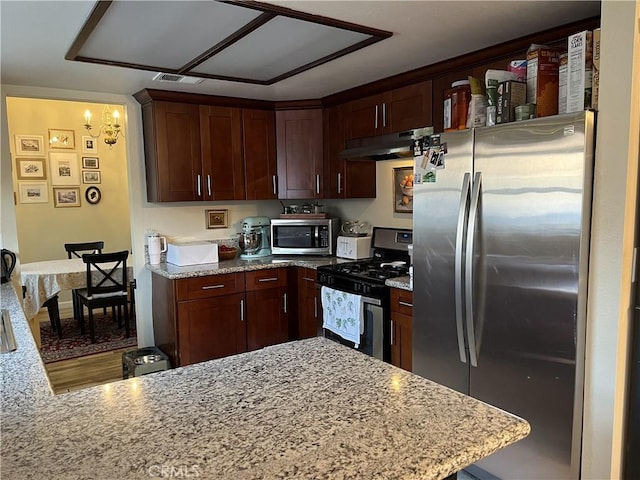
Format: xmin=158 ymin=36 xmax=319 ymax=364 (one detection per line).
xmin=238 ymin=216 xmax=272 ymax=259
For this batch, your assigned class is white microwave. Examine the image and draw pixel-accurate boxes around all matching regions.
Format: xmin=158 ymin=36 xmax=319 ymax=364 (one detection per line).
xmin=271 ymin=218 xmax=340 ymax=256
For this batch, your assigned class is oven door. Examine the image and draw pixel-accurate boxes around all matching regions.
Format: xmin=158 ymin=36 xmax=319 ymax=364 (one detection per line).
xmin=323 ymin=295 xmax=390 ymax=362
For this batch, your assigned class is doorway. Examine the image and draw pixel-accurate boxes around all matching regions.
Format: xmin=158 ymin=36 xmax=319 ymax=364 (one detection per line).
xmin=6 ymin=96 xmax=133 ymax=369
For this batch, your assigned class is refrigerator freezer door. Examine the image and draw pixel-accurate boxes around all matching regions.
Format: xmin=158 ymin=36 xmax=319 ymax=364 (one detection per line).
xmin=413 ymin=129 xmax=474 ymax=394
xmin=469 ymin=112 xmax=594 ymax=480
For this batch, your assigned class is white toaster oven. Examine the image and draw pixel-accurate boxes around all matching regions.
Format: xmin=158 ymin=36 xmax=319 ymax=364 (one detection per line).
xmin=336 ymin=235 xmax=372 ymax=260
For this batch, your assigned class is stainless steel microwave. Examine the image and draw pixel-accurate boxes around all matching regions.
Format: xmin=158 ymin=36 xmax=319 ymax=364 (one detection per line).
xmin=271 ymin=217 xmax=340 ymax=256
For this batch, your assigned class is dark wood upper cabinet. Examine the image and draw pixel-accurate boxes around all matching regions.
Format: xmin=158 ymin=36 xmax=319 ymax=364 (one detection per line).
xmin=199 ymin=105 xmax=245 ymax=201
xmin=134 ymin=90 xmax=277 ymax=203
xmin=276 ymin=109 xmax=323 ymax=199
xmin=140 ymin=101 xmax=202 ymax=202
xmin=323 ymin=104 xmax=376 ymax=199
xmin=243 ymin=109 xmax=278 ymax=200
xmin=345 ymin=80 xmax=432 ymax=140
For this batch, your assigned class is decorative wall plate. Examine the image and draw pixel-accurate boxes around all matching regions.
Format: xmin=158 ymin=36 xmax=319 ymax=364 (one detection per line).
xmin=85 ymin=186 xmax=101 ymax=205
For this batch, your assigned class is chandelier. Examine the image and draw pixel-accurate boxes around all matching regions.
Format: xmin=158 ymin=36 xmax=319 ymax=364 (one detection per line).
xmin=83 ymin=105 xmax=123 ymax=148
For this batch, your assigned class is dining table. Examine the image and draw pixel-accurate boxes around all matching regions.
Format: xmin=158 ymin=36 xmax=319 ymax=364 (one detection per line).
xmin=20 ymin=256 xmax=134 ymax=322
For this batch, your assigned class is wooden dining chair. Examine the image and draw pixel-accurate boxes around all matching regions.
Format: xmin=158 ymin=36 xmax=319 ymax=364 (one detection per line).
xmin=75 ymin=251 xmax=130 ymax=344
xmin=64 ymin=241 xmax=104 ymax=322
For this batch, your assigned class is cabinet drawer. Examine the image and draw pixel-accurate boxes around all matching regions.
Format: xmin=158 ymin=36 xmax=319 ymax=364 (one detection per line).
xmin=245 ymin=268 xmax=287 ymax=291
xmin=176 ymin=273 xmax=245 ymax=301
xmin=391 ymin=288 xmax=413 ymax=316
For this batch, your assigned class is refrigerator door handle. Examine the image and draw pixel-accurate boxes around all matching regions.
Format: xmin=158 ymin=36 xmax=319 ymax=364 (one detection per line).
xmin=465 ymin=171 xmax=482 ymax=367
xmin=455 ymin=172 xmax=472 ymax=364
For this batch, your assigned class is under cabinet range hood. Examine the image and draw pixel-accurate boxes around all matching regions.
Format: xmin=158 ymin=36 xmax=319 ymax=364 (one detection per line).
xmin=339 ymin=126 xmax=433 ymax=160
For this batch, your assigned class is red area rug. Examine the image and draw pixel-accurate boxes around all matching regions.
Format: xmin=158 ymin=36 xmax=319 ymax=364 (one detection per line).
xmin=39 ymin=313 xmax=137 ymax=363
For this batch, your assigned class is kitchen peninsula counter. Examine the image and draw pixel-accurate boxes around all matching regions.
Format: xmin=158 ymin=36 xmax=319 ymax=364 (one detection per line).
xmin=146 ymin=255 xmax=349 ymax=280
xmin=1 ymin=283 xmax=529 ymax=479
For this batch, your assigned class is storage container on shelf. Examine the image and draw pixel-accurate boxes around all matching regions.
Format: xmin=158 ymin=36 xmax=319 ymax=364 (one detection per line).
xmin=444 ymin=80 xmax=471 ymax=131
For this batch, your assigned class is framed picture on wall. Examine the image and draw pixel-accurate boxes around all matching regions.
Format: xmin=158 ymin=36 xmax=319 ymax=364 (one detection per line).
xmin=393 ymin=166 xmax=414 ymax=214
xmin=53 ymin=187 xmax=81 ymax=207
xmin=82 ymin=136 xmax=98 ymax=154
xmin=49 ymin=152 xmax=80 ymax=185
xmin=82 ymin=156 xmax=99 ymax=169
xmin=48 ymin=129 xmax=75 ymax=149
xmin=18 ymin=182 xmax=49 ymax=204
xmin=15 ymin=157 xmax=47 ymax=180
xmin=15 ymin=134 xmax=44 ymax=156
xmin=206 ymin=209 xmax=228 ymax=229
xmin=82 ymin=170 xmax=101 ymax=184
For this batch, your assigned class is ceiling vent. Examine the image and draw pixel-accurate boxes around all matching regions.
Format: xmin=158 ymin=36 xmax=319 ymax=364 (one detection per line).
xmin=152 ymin=72 xmax=204 ymax=85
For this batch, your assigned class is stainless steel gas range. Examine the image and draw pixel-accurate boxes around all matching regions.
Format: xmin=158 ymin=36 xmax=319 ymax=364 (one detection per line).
xmin=317 ymin=227 xmax=412 ymax=362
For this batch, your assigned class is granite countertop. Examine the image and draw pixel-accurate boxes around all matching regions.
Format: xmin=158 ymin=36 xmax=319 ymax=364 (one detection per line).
xmin=146 ymin=255 xmax=349 ymax=279
xmin=386 ymin=275 xmax=412 ymax=291
xmin=1 ymin=284 xmax=529 ymax=480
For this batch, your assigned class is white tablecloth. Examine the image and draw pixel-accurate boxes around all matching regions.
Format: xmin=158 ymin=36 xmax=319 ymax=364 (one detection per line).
xmin=20 ymin=258 xmax=133 ymax=320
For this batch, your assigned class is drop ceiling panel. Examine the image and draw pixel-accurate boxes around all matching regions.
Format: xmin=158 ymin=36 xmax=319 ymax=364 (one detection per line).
xmin=191 ymin=16 xmax=371 ymax=81
xmin=77 ymin=1 xmax=263 ymax=70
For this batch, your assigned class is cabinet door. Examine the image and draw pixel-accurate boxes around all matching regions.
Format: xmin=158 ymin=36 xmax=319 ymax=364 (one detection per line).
xmin=246 ymin=287 xmax=289 ymax=351
xmin=383 ymin=81 xmax=433 ymax=133
xmin=177 ymin=292 xmax=246 ymax=366
xmin=145 ymin=101 xmax=201 ymax=202
xmin=243 ymin=109 xmax=278 ymax=200
xmin=276 ymin=109 xmax=323 ymax=199
xmin=324 ymin=105 xmax=376 ymax=199
xmin=297 ymin=268 xmax=322 ymax=339
xmin=200 ymin=105 xmax=244 ymax=201
xmin=345 ymin=93 xmax=382 ymax=140
xmin=391 ymin=288 xmax=413 ymax=372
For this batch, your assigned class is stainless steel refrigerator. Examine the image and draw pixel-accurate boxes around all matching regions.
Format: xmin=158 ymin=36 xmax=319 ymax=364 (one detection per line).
xmin=412 ymin=111 xmax=595 ymax=479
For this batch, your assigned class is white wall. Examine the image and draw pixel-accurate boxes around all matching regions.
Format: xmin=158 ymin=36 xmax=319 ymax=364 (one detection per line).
xmin=582 ymin=1 xmax=640 ymax=479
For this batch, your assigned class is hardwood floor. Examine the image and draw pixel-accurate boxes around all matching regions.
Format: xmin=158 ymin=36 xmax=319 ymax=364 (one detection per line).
xmin=35 ymin=305 xmax=138 ymax=394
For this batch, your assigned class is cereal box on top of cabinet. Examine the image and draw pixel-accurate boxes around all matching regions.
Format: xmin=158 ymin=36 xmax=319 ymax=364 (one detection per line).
xmin=526 ymin=44 xmax=560 ymax=118
xmin=567 ymin=30 xmax=593 ymax=113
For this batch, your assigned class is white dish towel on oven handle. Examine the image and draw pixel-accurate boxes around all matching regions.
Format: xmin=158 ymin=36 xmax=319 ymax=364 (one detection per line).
xmin=321 ymin=286 xmax=364 ymax=348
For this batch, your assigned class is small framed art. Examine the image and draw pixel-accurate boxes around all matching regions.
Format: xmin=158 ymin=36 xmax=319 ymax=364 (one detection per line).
xmin=53 ymin=187 xmax=81 ymax=207
xmin=18 ymin=182 xmax=49 ymax=204
xmin=15 ymin=157 xmax=47 ymax=180
xmin=82 ymin=170 xmax=101 ymax=184
xmin=393 ymin=166 xmax=414 ymax=214
xmin=85 ymin=186 xmax=102 ymax=205
xmin=82 ymin=136 xmax=98 ymax=154
xmin=82 ymin=156 xmax=99 ymax=169
xmin=206 ymin=209 xmax=228 ymax=229
xmin=15 ymin=134 xmax=44 ymax=156
xmin=48 ymin=129 xmax=75 ymax=149
xmin=49 ymin=152 xmax=80 ymax=185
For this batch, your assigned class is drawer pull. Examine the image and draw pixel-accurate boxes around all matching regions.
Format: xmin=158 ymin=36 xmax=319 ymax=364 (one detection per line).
xmin=399 ymin=300 xmax=413 ymax=307
xmin=303 ymin=277 xmax=315 ymax=283
xmin=240 ymin=299 xmax=244 ymax=321
xmin=202 ymin=284 xmax=225 ymax=290
xmin=258 ymin=277 xmax=278 ymax=282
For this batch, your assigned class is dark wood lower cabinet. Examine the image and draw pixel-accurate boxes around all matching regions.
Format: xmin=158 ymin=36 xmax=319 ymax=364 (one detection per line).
xmin=153 ymin=268 xmax=289 ymax=367
xmin=246 ymin=287 xmax=289 ymax=351
xmin=297 ymin=268 xmax=322 ymax=339
xmin=390 ymin=288 xmax=413 ymax=372
xmin=178 ymin=292 xmax=246 ymax=366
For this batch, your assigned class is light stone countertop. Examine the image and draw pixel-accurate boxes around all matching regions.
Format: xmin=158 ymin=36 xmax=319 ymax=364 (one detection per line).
xmin=1 ymin=283 xmax=529 ymax=480
xmin=146 ymin=255 xmax=350 ymax=280
xmin=386 ymin=275 xmax=412 ymax=291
